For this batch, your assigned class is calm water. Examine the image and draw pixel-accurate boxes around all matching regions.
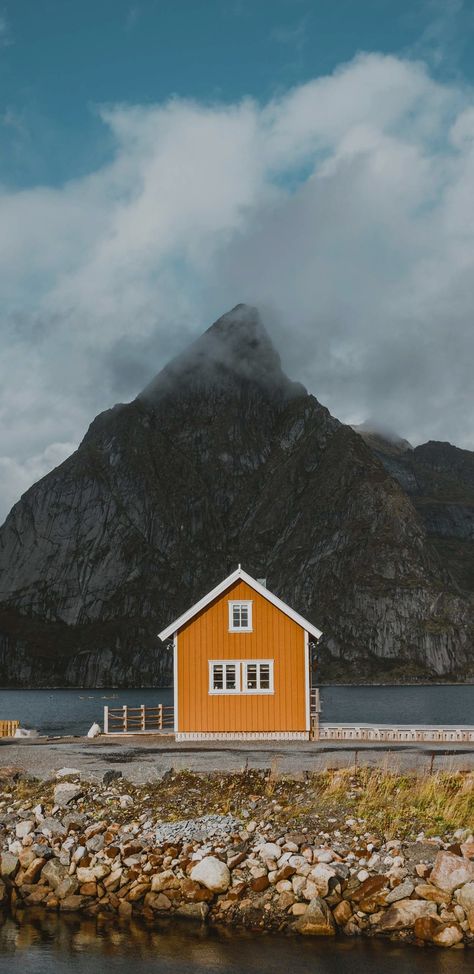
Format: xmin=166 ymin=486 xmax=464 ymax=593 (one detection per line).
xmin=0 ymin=684 xmax=472 ymax=737
xmin=0 ymin=916 xmax=471 ymax=974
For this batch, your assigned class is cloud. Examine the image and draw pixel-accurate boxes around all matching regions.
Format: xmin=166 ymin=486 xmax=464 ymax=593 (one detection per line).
xmin=1 ymin=52 xmax=474 ymax=522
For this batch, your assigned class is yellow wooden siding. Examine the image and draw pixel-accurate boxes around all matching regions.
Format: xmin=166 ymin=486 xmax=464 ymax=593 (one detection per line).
xmin=177 ymin=580 xmax=307 ymax=733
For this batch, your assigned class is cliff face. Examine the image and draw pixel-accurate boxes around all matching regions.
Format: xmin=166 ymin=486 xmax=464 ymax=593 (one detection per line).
xmin=0 ymin=305 xmax=473 ymax=686
xmin=357 ymin=429 xmax=474 ymax=597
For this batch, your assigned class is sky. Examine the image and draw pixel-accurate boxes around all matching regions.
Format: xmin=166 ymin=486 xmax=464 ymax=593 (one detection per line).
xmin=1 ymin=0 xmax=474 ymax=521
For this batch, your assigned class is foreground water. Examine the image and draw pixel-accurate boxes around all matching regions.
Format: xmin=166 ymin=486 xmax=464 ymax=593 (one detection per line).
xmin=0 ymin=916 xmax=471 ymax=974
xmin=0 ymin=684 xmax=472 ymax=737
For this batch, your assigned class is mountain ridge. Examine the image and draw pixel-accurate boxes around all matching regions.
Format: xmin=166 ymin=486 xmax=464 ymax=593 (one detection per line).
xmin=0 ymin=304 xmax=473 ymax=686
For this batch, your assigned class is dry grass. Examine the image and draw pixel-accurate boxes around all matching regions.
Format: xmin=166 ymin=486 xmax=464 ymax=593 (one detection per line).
xmin=1 ymin=767 xmax=472 ymax=839
xmin=313 ymin=768 xmax=474 ymax=836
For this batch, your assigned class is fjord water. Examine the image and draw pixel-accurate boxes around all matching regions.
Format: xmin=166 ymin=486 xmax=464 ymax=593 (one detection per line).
xmin=0 ymin=684 xmax=472 ymax=737
xmin=0 ymin=917 xmax=472 ymax=974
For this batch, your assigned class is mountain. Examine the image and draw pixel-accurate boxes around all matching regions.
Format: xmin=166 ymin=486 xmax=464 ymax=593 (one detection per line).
xmin=355 ymin=426 xmax=474 ymax=596
xmin=0 ymin=305 xmax=473 ymax=686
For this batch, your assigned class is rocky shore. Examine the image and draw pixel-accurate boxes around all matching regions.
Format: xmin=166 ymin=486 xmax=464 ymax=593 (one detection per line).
xmin=0 ymin=767 xmax=473 ymax=950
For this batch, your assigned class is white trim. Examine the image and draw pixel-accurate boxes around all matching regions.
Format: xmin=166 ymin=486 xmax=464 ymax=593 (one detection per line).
xmin=158 ymin=567 xmax=322 ymax=641
xmin=228 ymin=600 xmax=253 ymax=632
xmin=304 ymin=631 xmax=310 ymax=733
xmin=242 ymin=659 xmax=274 ymax=694
xmin=173 ymin=634 xmax=178 ymax=734
xmin=175 ymin=731 xmax=309 ymax=741
xmin=208 ymin=660 xmax=241 ymax=694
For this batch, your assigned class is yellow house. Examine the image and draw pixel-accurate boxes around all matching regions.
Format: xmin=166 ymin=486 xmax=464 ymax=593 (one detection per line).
xmin=158 ymin=566 xmax=322 ymax=741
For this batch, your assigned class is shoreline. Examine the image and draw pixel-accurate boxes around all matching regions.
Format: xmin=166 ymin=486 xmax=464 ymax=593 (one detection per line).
xmin=0 ymin=767 xmax=473 ymax=950
xmin=1 ymin=681 xmax=474 ymax=689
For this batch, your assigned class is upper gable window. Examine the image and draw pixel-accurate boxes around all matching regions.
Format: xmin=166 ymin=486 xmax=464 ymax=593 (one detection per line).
xmin=228 ymin=600 xmax=253 ymax=632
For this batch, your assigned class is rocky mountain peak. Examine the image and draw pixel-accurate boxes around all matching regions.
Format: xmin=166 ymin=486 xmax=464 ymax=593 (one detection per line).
xmin=139 ymin=304 xmax=306 ymax=404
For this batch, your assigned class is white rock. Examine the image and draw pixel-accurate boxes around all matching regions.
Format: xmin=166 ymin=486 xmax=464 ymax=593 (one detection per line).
xmin=310 ymin=863 xmax=336 ymax=896
xmin=190 ymin=856 xmax=230 ymax=893
xmin=119 ymin=795 xmax=134 ymax=808
xmin=259 ymin=842 xmax=281 ymax=861
xmin=313 ymin=849 xmax=334 ymax=863
xmin=55 ymin=767 xmax=81 ymax=779
xmin=15 ymin=821 xmax=34 ymax=839
xmin=87 ymin=722 xmax=101 ymax=738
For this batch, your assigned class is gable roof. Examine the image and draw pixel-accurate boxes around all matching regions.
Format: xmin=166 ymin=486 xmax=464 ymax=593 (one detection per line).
xmin=158 ymin=566 xmax=322 ymax=641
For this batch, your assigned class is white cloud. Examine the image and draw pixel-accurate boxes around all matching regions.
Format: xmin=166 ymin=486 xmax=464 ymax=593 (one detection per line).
xmin=1 ymin=52 xmax=474 ymax=522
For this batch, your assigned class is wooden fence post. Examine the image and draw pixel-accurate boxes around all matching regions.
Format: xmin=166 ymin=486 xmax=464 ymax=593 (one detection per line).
xmin=158 ymin=703 xmax=163 ymax=730
xmin=141 ymin=704 xmax=145 ymax=731
xmin=123 ymin=704 xmax=127 ymax=733
xmin=104 ymin=706 xmax=109 ymax=734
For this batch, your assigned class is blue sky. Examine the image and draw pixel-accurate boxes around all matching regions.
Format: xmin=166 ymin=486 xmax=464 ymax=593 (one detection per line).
xmin=2 ymin=0 xmax=473 ymax=188
xmin=1 ymin=1 xmax=474 ymax=520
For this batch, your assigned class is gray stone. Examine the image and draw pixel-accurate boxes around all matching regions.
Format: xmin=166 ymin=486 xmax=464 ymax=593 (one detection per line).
xmin=41 ymin=858 xmax=68 ymax=890
xmin=54 ymin=783 xmax=82 ymax=807
xmin=0 ymin=852 xmax=19 ymax=878
xmin=385 ymin=880 xmax=415 ymax=903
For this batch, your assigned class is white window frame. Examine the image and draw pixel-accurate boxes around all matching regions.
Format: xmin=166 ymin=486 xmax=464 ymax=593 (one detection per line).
xmin=209 ymin=660 xmax=241 ymax=694
xmin=228 ymin=600 xmax=253 ymax=632
xmin=242 ymin=659 xmax=274 ymax=694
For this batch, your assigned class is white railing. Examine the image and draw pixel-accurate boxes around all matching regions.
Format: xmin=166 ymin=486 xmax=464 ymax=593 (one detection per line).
xmin=317 ymin=723 xmax=474 ymax=743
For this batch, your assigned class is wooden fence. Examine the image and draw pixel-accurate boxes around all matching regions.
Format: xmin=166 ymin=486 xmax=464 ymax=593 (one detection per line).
xmin=103 ymin=704 xmax=174 ymax=734
xmin=0 ymin=720 xmax=19 ymax=737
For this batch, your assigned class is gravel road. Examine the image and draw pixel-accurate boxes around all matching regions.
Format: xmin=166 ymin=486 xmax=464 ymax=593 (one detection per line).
xmin=0 ymin=736 xmax=472 ymax=783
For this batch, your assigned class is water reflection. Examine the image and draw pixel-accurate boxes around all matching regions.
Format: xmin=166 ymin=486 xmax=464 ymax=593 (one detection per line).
xmin=0 ymin=912 xmax=471 ymax=974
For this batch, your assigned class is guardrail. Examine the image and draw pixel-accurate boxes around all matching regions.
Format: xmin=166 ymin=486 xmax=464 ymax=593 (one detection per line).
xmin=104 ymin=704 xmax=174 ymax=734
xmin=0 ymin=720 xmax=19 ymax=737
xmin=318 ymin=723 xmax=474 ymax=743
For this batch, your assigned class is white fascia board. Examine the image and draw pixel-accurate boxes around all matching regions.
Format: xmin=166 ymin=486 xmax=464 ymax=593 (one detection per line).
xmin=158 ymin=566 xmax=322 ymax=642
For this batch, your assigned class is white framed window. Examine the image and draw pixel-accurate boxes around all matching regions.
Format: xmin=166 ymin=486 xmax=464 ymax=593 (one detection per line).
xmin=209 ymin=660 xmax=240 ymax=694
xmin=228 ymin=600 xmax=253 ymax=632
xmin=242 ymin=659 xmax=274 ymax=694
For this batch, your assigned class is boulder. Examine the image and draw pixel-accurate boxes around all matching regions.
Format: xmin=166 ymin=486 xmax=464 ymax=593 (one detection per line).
xmin=190 ymin=856 xmax=230 ymax=893
xmin=21 ymin=858 xmax=46 ymax=885
xmin=414 ymin=915 xmax=464 ymax=947
xmin=349 ymin=874 xmax=388 ymax=903
xmin=0 ymin=852 xmax=19 ymax=879
xmin=179 ymin=878 xmax=213 ymax=902
xmin=55 ymin=768 xmax=81 ymax=779
xmin=414 ymin=883 xmax=451 ymax=904
xmin=293 ymin=896 xmax=336 ymax=936
xmin=53 ymin=783 xmax=82 ymax=807
xmin=144 ymin=892 xmax=172 ymax=911
xmin=151 ymin=870 xmax=180 ymax=893
xmin=376 ymin=898 xmax=437 ymax=931
xmin=56 ymin=876 xmax=79 ymax=900
xmin=15 ymin=820 xmax=34 ymax=840
xmin=42 ymin=859 xmax=68 ymax=890
xmin=430 ymin=851 xmax=474 ymax=893
xmin=456 ymin=881 xmax=474 ymax=932
xmin=333 ymin=900 xmax=353 ymax=926
xmin=175 ymin=902 xmax=209 ymax=921
xmin=309 ymin=863 xmax=336 ymax=896
xmin=385 ymin=880 xmax=414 ymax=903
xmin=87 ymin=723 xmax=101 ymax=738
xmin=258 ymin=842 xmax=281 ymax=861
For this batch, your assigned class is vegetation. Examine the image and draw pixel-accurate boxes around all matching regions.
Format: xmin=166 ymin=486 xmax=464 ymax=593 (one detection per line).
xmin=2 ymin=767 xmax=472 ymax=841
